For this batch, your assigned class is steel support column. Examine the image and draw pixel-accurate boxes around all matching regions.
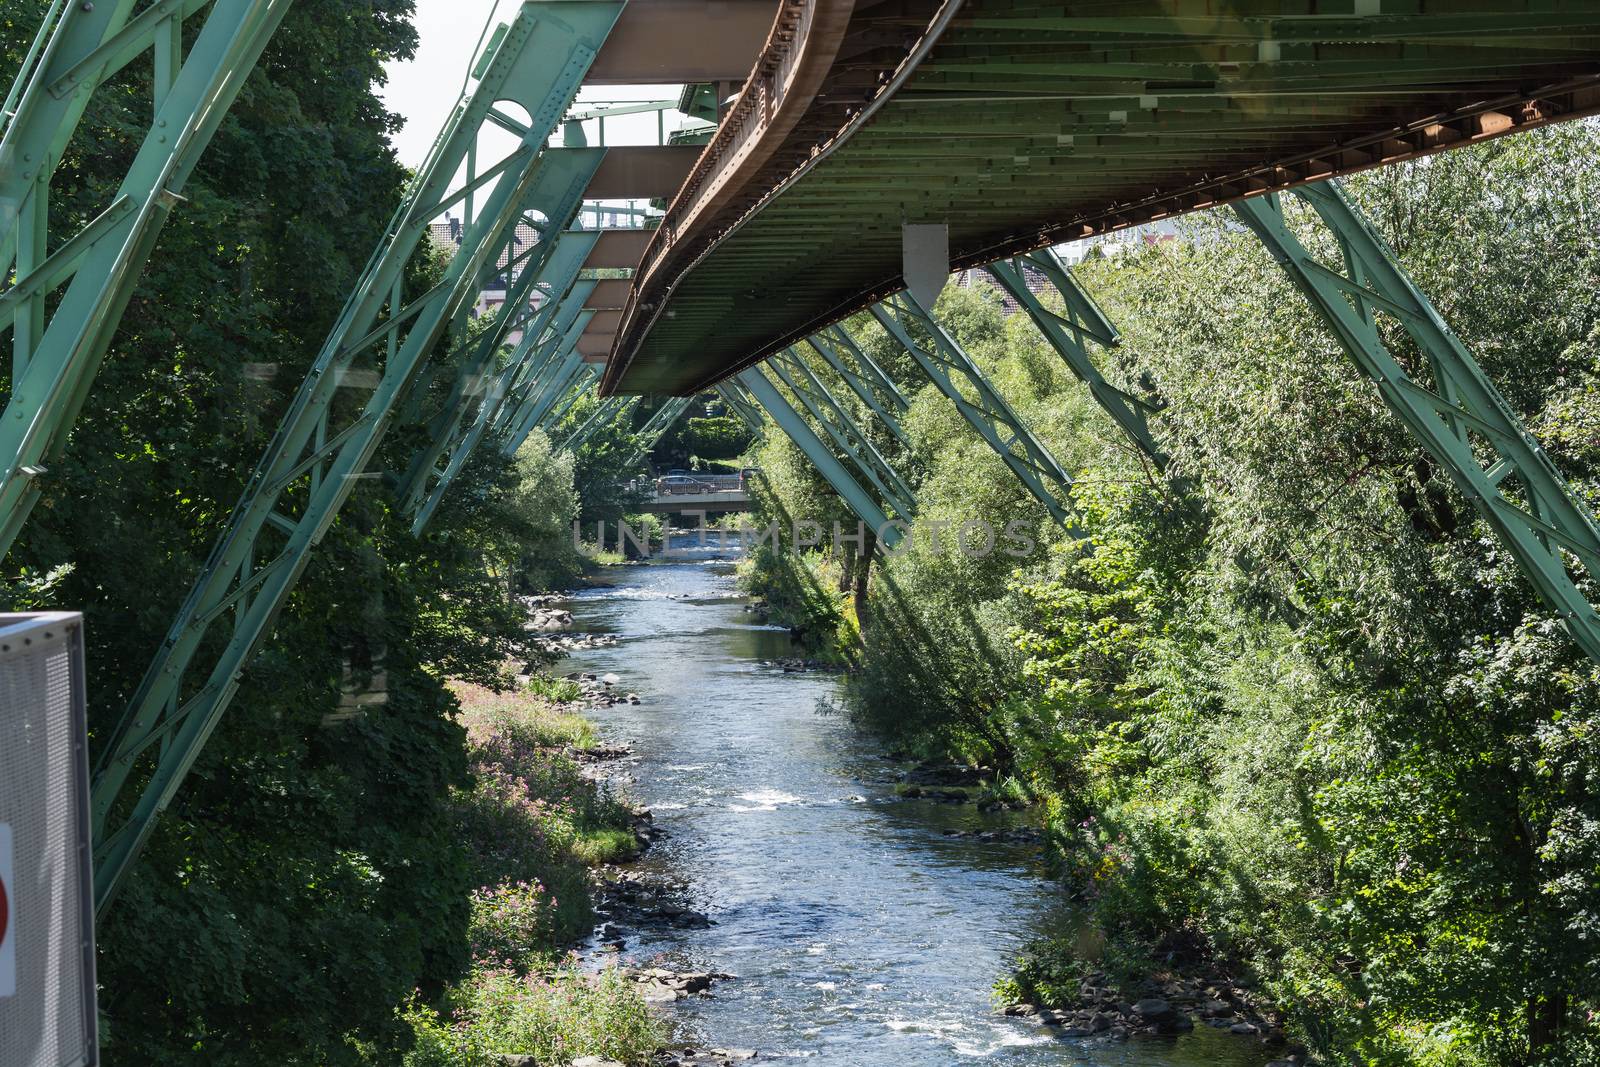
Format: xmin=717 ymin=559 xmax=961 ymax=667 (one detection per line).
xmin=87 ymin=0 xmax=625 ymax=912
xmin=987 ymin=250 xmax=1170 ymax=472
xmin=622 ymin=395 xmax=692 ymax=467
xmin=714 ymin=380 xmax=765 ymax=442
xmin=767 ymin=347 xmax=916 ymax=519
xmin=403 ymin=229 xmax=602 ymax=529
xmin=559 ymin=393 xmax=636 ymax=455
xmin=494 ymin=287 xmax=597 ymax=450
xmin=400 ymin=221 xmax=603 ymax=516
xmin=870 ymin=292 xmax=1076 ymax=525
xmin=542 ymin=365 xmax=598 ymax=436
xmin=1235 ymin=180 xmax=1600 ymax=662
xmin=737 ymin=367 xmax=900 ymax=547
xmin=0 ymin=0 xmax=295 ymax=560
xmin=804 ymin=326 xmax=909 ymax=446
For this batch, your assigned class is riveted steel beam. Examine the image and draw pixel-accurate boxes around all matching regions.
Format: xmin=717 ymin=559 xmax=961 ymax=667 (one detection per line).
xmin=560 ymin=393 xmax=637 ymax=454
xmin=623 ymin=395 xmax=692 ymax=467
xmin=1235 ymin=180 xmax=1600 ymax=663
xmin=767 ymin=346 xmax=916 ymax=519
xmin=738 ymin=367 xmax=900 ymax=547
xmin=987 ymin=249 xmax=1170 ymax=473
xmin=402 ymin=224 xmax=603 ymax=526
xmin=87 ymin=0 xmax=626 ymax=912
xmin=714 ymin=379 xmax=765 ymax=442
xmin=804 ymin=326 xmax=909 ymax=446
xmin=870 ymin=292 xmax=1076 ymax=526
xmin=0 ymin=0 xmax=296 ymax=560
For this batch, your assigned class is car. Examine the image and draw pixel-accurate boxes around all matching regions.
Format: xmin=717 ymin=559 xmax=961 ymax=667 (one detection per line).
xmin=656 ymin=475 xmax=709 ymax=495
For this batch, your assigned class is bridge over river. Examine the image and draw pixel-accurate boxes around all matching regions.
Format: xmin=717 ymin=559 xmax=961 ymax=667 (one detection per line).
xmin=7 ymin=3 xmax=1600 ymax=1060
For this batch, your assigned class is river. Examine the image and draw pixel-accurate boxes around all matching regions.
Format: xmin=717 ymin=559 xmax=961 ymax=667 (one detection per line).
xmin=562 ymin=541 xmax=1270 ymax=1067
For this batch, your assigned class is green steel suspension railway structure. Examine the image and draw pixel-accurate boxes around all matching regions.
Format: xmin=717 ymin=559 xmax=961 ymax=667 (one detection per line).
xmin=7 ymin=0 xmax=1600 ymax=914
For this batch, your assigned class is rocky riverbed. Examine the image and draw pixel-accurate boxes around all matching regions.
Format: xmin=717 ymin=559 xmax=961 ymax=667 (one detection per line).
xmin=540 ymin=553 xmax=1277 ymax=1067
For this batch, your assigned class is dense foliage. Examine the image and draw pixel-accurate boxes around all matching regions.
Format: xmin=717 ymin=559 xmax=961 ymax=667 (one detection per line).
xmin=1 ymin=2 xmax=652 ymax=1062
xmin=743 ymin=125 xmax=1600 ymax=1066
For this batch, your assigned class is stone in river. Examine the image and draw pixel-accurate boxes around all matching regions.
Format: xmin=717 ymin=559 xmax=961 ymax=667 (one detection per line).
xmin=1132 ymin=997 xmax=1173 ymax=1020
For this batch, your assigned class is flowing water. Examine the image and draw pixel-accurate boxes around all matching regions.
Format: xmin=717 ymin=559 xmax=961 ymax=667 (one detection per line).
xmin=563 ymin=541 xmax=1269 ymax=1067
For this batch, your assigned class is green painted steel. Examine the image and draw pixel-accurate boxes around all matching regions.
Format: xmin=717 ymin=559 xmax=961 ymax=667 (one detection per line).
xmin=613 ymin=3 xmax=1600 ymax=395
xmin=737 ymin=367 xmax=900 ymax=547
xmin=542 ymin=364 xmax=598 ymax=432
xmin=714 ymin=379 xmax=765 ymax=442
xmin=560 ymin=394 xmax=637 ymax=455
xmin=767 ymin=346 xmax=916 ymax=519
xmin=0 ymin=0 xmax=294 ymax=560
xmin=1236 ymin=180 xmax=1600 ymax=663
xmin=86 ymin=0 xmax=626 ymax=913
xmin=403 ymin=224 xmax=603 ymax=529
xmin=622 ymin=395 xmax=693 ymax=467
xmin=498 ymin=310 xmax=595 ymax=454
xmin=804 ymin=326 xmax=909 ymax=447
xmin=869 ymin=292 xmax=1076 ymax=526
xmin=986 ymin=250 xmax=1169 ymax=473
xmin=495 ymin=286 xmax=598 ymax=451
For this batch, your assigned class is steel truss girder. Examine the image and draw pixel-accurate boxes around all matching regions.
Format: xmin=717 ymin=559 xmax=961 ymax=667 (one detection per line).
xmin=870 ymin=292 xmax=1076 ymax=526
xmin=87 ymin=0 xmax=625 ymax=912
xmin=0 ymin=0 xmax=295 ymax=561
xmin=494 ymin=284 xmax=597 ymax=450
xmin=559 ymin=393 xmax=635 ymax=455
xmin=804 ymin=326 xmax=910 ymax=446
xmin=714 ymin=379 xmax=765 ymax=442
xmin=541 ymin=365 xmax=598 ymax=438
xmin=737 ymin=367 xmax=901 ymax=548
xmin=624 ymin=395 xmax=692 ymax=467
xmin=1235 ymin=180 xmax=1600 ymax=663
xmin=404 ymin=226 xmax=602 ymax=530
xmin=767 ymin=346 xmax=916 ymax=519
xmin=986 ymin=250 xmax=1171 ymax=472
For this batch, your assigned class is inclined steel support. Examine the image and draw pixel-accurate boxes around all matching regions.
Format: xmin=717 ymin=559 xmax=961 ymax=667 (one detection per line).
xmin=87 ymin=1 xmax=625 ymax=912
xmin=870 ymin=293 xmax=1076 ymax=525
xmin=987 ymin=250 xmax=1170 ymax=472
xmin=541 ymin=364 xmax=597 ymax=432
xmin=560 ymin=393 xmax=636 ymax=454
xmin=715 ymin=379 xmax=765 ymax=442
xmin=622 ymin=395 xmax=693 ymax=467
xmin=1235 ymin=181 xmax=1600 ymax=663
xmin=494 ymin=284 xmax=597 ymax=450
xmin=402 ymin=226 xmax=602 ymax=528
xmin=498 ymin=317 xmax=593 ymax=454
xmin=804 ymin=326 xmax=909 ymax=446
xmin=767 ymin=346 xmax=916 ymax=519
xmin=0 ymin=0 xmax=295 ymax=560
xmin=737 ymin=367 xmax=901 ymax=547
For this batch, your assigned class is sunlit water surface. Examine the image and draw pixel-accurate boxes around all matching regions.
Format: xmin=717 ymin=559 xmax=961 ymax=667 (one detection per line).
xmin=564 ymin=541 xmax=1268 ymax=1067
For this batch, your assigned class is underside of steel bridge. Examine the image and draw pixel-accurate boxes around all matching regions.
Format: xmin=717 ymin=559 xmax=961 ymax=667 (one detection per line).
xmin=8 ymin=0 xmax=1600 ymax=915
xmin=602 ymin=1 xmax=1600 ymax=396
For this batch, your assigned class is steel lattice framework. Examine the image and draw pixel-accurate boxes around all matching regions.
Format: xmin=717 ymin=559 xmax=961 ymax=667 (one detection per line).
xmin=0 ymin=0 xmax=295 ymax=560
xmin=986 ymin=251 xmax=1169 ymax=474
xmin=870 ymin=291 xmax=1076 ymax=525
xmin=86 ymin=0 xmax=626 ymax=911
xmin=766 ymin=346 xmax=916 ymax=520
xmin=1235 ymin=181 xmax=1600 ymax=662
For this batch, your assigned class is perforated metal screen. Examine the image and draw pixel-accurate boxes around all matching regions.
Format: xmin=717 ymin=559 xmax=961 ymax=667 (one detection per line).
xmin=0 ymin=613 xmax=97 ymax=1067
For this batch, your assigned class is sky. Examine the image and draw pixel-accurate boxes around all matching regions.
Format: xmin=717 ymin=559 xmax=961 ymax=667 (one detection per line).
xmin=379 ymin=0 xmax=682 ymax=171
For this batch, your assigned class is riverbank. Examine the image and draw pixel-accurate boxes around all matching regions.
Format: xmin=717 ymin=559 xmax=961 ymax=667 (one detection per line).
xmin=397 ymin=676 xmax=667 ymax=1067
